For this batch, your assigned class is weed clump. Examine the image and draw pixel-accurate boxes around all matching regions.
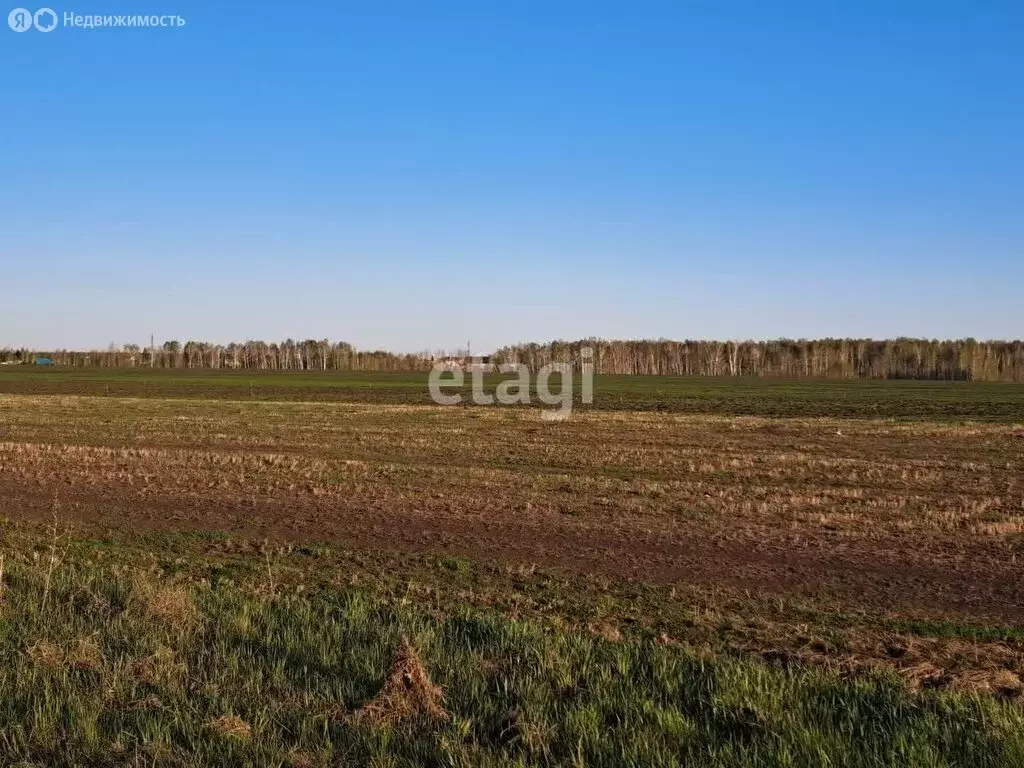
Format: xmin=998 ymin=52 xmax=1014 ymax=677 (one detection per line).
xmin=355 ymin=636 xmax=449 ymax=726
xmin=208 ymin=714 xmax=252 ymax=740
xmin=135 ymin=581 xmax=198 ymax=626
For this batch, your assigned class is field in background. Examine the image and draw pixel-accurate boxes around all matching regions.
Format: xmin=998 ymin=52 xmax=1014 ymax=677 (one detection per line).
xmin=4 ymin=366 xmax=1024 ymax=419
xmin=1 ymin=368 xmax=1023 ymax=765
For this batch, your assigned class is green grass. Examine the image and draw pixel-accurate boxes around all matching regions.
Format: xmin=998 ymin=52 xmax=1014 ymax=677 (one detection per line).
xmin=2 ymin=547 xmax=1023 ymax=767
xmin=4 ymin=367 xmax=1024 ymax=420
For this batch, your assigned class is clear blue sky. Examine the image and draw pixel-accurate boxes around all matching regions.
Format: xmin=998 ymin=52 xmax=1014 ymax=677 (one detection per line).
xmin=2 ymin=0 xmax=1021 ymax=352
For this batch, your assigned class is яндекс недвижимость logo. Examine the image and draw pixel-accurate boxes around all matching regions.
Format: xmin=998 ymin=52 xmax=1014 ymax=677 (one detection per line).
xmin=7 ymin=8 xmax=185 ymax=31
xmin=8 ymin=7 xmax=56 ymax=31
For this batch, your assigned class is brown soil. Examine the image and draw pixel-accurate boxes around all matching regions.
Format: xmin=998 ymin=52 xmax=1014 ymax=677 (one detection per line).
xmin=2 ymin=475 xmax=1022 ymax=623
xmin=1 ymin=395 xmax=1022 ymax=624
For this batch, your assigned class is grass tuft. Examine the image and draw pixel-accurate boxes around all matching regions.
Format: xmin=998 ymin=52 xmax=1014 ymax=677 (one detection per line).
xmin=355 ymin=636 xmax=450 ymax=727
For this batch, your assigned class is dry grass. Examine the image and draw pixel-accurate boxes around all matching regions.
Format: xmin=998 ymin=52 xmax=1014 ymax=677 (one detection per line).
xmin=0 ymin=395 xmax=1021 ymax=628
xmin=208 ymin=714 xmax=253 ymax=740
xmin=135 ymin=582 xmax=198 ymax=626
xmin=25 ymin=635 xmax=103 ymax=671
xmin=354 ymin=636 xmax=449 ymax=726
xmin=24 ymin=638 xmax=64 ymax=668
xmin=587 ymin=621 xmax=623 ymax=643
xmin=124 ymin=645 xmax=185 ymax=687
xmin=1 ymin=396 xmax=1020 ymax=543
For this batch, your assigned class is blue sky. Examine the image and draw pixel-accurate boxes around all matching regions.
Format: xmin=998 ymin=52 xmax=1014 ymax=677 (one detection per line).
xmin=2 ymin=1 xmax=1021 ymax=352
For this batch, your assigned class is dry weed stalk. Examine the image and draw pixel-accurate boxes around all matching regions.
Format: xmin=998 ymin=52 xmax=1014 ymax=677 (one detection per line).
xmin=40 ymin=499 xmax=73 ymax=613
xmin=264 ymin=544 xmax=276 ymax=595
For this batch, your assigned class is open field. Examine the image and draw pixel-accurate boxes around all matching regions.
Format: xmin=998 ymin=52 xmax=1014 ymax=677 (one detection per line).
xmin=1 ymin=370 xmax=1023 ymax=764
xmin=4 ymin=366 xmax=1024 ymax=419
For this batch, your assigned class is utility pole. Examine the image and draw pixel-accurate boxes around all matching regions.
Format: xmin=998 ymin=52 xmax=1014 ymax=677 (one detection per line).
xmin=150 ymin=334 xmax=155 ymax=368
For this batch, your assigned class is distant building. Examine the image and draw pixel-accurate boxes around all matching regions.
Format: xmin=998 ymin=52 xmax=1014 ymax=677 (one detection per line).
xmin=434 ymin=355 xmax=494 ymax=372
xmin=33 ymin=357 xmax=54 ymax=366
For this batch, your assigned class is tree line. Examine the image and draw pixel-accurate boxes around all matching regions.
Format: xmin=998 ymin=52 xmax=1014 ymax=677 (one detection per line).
xmin=2 ymin=337 xmax=1023 ymax=382
xmin=0 ymin=340 xmax=431 ymax=372
xmin=492 ymin=338 xmax=1024 ymax=381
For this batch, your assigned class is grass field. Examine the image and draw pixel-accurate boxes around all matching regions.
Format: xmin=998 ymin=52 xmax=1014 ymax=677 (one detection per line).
xmin=4 ymin=366 xmax=1024 ymax=419
xmin=1 ymin=368 xmax=1023 ymax=765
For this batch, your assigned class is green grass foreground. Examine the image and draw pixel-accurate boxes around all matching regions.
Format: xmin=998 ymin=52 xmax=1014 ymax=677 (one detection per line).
xmin=1 ymin=554 xmax=1022 ymax=767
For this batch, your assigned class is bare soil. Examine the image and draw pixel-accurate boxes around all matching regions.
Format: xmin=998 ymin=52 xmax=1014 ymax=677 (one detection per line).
xmin=2 ymin=395 xmax=1022 ymax=624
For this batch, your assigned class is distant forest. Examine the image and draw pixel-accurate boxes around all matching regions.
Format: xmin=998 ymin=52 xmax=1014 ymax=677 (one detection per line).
xmin=3 ymin=338 xmax=1024 ymax=382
